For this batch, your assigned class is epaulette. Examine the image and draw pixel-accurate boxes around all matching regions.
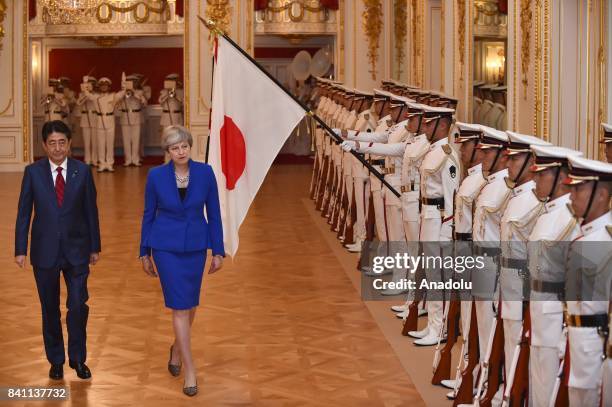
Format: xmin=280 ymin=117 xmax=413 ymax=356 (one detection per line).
xmin=442 ymin=144 xmax=452 ymax=155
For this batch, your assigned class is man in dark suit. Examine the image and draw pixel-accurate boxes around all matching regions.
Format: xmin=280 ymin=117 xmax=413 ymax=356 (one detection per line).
xmin=15 ymin=120 xmax=101 ymax=380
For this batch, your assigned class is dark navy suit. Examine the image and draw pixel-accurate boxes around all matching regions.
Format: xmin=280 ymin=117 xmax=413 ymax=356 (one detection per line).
xmin=15 ymin=158 xmax=101 ymax=365
xmin=140 ymin=159 xmax=224 ymax=309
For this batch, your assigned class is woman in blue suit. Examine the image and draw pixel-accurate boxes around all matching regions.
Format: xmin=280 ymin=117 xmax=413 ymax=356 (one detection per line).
xmin=140 ymin=125 xmax=225 ymax=397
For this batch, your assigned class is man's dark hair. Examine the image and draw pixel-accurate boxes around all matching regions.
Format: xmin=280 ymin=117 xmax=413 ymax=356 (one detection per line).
xmin=42 ymin=120 xmax=71 ymax=143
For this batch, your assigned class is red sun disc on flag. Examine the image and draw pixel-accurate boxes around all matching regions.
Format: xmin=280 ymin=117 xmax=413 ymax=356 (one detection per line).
xmin=220 ymin=115 xmax=246 ymax=190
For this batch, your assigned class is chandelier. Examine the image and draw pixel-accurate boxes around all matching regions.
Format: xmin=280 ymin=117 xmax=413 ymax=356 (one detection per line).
xmin=40 ymin=0 xmax=103 ymax=25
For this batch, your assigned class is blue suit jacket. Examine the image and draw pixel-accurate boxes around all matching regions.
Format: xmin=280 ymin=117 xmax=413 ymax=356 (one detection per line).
xmin=15 ymin=158 xmax=101 ymax=269
xmin=140 ymin=160 xmax=225 ymax=257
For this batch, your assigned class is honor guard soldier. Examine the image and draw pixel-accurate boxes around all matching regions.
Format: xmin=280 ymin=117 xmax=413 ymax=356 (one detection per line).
xmin=563 ymin=156 xmax=612 ymax=407
xmin=602 ymin=123 xmax=612 ymax=163
xmin=468 ymin=127 xmax=511 ymax=406
xmin=445 ymin=123 xmax=487 ymax=400
xmin=497 ymin=132 xmax=551 ymax=405
xmin=42 ymin=79 xmax=69 ymax=124
xmin=84 ymin=77 xmax=121 ymax=172
xmin=159 ymin=74 xmax=184 ymax=127
xmin=345 ymin=91 xmax=378 ymax=252
xmin=341 ymin=95 xmax=417 ymax=294
xmin=342 ymin=89 xmax=394 ymax=265
xmin=58 ymin=76 xmax=77 ymax=128
xmin=527 ymin=145 xmax=583 ymax=407
xmin=117 ymin=75 xmax=147 ymax=167
xmin=76 ymin=76 xmax=99 ymax=166
xmin=410 ymin=105 xmax=459 ymax=346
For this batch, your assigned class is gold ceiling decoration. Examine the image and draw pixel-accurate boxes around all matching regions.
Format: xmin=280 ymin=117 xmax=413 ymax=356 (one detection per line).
xmin=394 ymin=0 xmax=407 ymax=78
xmin=520 ymin=0 xmax=533 ymax=98
xmin=41 ymin=0 xmax=103 ymax=25
xmin=82 ymin=36 xmax=127 ymax=47
xmin=0 ymin=0 xmax=6 ymax=53
xmin=95 ymin=1 xmax=170 ymax=24
xmin=362 ymin=0 xmax=383 ymax=80
xmin=205 ymin=0 xmax=232 ymax=41
xmin=266 ymin=0 xmax=329 ymax=22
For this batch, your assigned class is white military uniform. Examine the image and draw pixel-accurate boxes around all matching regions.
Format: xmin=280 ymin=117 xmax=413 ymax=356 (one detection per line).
xmin=85 ymin=78 xmax=121 ymax=171
xmin=566 ymin=212 xmax=611 ymax=406
xmin=76 ymin=81 xmax=99 ymax=165
xmin=416 ymin=123 xmax=461 ymax=346
xmin=346 ymin=114 xmax=394 ymax=243
xmin=498 ymin=133 xmax=551 ymax=402
xmin=347 ymin=107 xmax=380 ymax=250
xmin=117 ymin=88 xmax=147 ymax=166
xmin=159 ymin=88 xmax=184 ymax=127
xmin=525 ymin=146 xmax=583 ymax=407
xmin=471 ymin=128 xmax=511 ymax=401
xmin=42 ymin=93 xmax=68 ymax=123
xmin=564 ymin=156 xmax=612 ymax=407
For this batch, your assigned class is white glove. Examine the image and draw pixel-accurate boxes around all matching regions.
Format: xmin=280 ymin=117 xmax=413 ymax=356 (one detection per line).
xmin=333 ymin=128 xmax=342 ymax=137
xmin=341 ymin=140 xmax=356 ymax=152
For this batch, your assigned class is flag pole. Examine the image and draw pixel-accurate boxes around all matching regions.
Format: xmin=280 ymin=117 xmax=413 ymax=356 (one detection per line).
xmin=198 ymin=16 xmax=400 ymax=198
xmin=204 ymin=39 xmax=216 ymax=164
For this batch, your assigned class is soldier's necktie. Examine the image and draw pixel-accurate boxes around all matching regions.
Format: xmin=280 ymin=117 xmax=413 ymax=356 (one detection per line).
xmin=55 ymin=167 xmax=65 ymax=207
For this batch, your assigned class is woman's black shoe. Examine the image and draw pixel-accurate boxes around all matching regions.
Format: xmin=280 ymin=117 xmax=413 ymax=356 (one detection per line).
xmin=168 ymin=345 xmax=181 ymax=377
xmin=183 ymin=380 xmax=198 ymax=397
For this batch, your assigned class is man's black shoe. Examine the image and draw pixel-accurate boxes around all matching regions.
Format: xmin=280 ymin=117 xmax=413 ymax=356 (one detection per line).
xmin=49 ymin=364 xmax=63 ymax=380
xmin=69 ymin=360 xmax=91 ymax=379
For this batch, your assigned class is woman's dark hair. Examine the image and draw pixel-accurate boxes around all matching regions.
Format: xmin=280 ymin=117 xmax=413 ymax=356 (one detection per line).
xmin=42 ymin=120 xmax=71 ymax=143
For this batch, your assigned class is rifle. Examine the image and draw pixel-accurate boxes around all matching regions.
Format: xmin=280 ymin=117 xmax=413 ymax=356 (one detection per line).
xmin=322 ymin=158 xmax=338 ymax=217
xmin=433 ymin=298 xmax=461 ymax=384
xmin=453 ymin=301 xmax=480 ymax=405
xmin=365 ymin=188 xmax=376 ymax=241
xmin=433 ymin=230 xmax=461 ymax=384
xmin=341 ymin=184 xmax=357 ymax=245
xmin=336 ymin=173 xmax=349 ymax=238
xmin=330 ymin=169 xmax=344 ymax=229
xmin=315 ymin=151 xmax=330 ymax=210
xmin=402 ymin=265 xmax=425 ymax=335
xmin=550 ymin=333 xmax=569 ymax=407
xmin=502 ymin=305 xmax=531 ymax=407
xmin=474 ymin=303 xmax=505 ymax=407
xmin=309 ymin=138 xmax=320 ymax=200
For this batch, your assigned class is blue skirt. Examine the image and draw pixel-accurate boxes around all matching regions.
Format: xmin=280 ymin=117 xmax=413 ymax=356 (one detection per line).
xmin=152 ymin=249 xmax=206 ymax=310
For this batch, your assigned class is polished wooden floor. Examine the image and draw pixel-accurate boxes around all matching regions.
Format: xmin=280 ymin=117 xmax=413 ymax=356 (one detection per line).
xmin=0 ymin=163 xmax=424 ymax=406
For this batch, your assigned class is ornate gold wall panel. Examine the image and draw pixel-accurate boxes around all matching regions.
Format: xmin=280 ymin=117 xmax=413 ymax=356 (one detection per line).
xmin=205 ymin=0 xmax=231 ymax=39
xmin=520 ymin=0 xmax=532 ymax=98
xmin=362 ymin=0 xmax=383 ymax=80
xmin=394 ymin=0 xmax=407 ymax=78
xmin=0 ymin=0 xmax=7 ymax=52
xmin=457 ymin=0 xmax=465 ymax=82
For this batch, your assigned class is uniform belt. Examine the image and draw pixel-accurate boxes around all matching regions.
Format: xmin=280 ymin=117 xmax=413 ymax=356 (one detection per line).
xmin=474 ymin=246 xmax=501 ymax=257
xmin=501 ymin=257 xmax=528 ymax=270
xmin=565 ymin=313 xmax=608 ymax=329
xmin=531 ymin=279 xmax=564 ymax=294
xmin=421 ymin=197 xmax=444 ymax=208
xmin=455 ymin=232 xmax=472 ymax=241
xmin=370 ymin=159 xmax=385 ymax=166
xmin=96 ymin=112 xmax=114 ymax=116
xmin=382 ymin=166 xmax=396 ymax=175
xmin=120 ymin=109 xmax=142 ymax=113
xmin=162 ymin=109 xmax=183 ymax=113
xmin=400 ymin=183 xmax=416 ymax=193
xmin=81 ymin=110 xmax=88 ymax=114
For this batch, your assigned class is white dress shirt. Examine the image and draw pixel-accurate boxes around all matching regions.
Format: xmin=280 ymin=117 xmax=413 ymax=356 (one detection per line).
xmin=49 ymin=158 xmax=68 ymax=186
